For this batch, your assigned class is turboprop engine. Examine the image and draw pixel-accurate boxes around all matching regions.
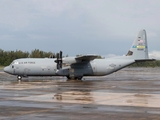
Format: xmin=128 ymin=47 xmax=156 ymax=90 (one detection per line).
xmin=55 ymin=51 xmax=81 ymax=70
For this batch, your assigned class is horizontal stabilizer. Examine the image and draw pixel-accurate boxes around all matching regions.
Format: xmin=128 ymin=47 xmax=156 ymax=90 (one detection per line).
xmin=135 ymin=59 xmax=156 ymax=62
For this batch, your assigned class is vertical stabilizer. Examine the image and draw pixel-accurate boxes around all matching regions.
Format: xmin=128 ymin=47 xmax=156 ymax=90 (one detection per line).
xmin=126 ymin=29 xmax=149 ymax=59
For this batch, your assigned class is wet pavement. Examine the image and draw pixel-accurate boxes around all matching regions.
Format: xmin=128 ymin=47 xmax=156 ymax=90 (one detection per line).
xmin=0 ymin=68 xmax=160 ymax=120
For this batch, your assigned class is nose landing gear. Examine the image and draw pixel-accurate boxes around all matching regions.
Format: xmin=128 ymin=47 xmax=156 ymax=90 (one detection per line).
xmin=17 ymin=75 xmax=22 ymax=81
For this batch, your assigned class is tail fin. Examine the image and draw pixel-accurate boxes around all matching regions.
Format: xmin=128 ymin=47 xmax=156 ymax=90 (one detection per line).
xmin=126 ymin=29 xmax=149 ymax=60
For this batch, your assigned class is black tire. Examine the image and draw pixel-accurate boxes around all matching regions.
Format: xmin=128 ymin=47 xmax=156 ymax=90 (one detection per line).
xmin=77 ymin=77 xmax=82 ymax=80
xmin=17 ymin=76 xmax=22 ymax=81
xmin=66 ymin=76 xmax=83 ymax=80
xmin=66 ymin=76 xmax=71 ymax=80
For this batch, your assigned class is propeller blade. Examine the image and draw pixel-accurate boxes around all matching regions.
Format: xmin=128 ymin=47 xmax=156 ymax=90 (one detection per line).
xmin=59 ymin=51 xmax=62 ymax=68
xmin=57 ymin=53 xmax=59 ymax=60
xmin=60 ymin=51 xmax=62 ymax=59
xmin=56 ymin=51 xmax=63 ymax=69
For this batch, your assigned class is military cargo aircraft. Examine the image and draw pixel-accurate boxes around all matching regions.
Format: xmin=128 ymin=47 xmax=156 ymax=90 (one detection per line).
xmin=4 ymin=30 xmax=154 ymax=81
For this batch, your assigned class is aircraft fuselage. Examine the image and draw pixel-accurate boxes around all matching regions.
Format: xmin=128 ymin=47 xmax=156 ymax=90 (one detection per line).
xmin=4 ymin=57 xmax=135 ymax=79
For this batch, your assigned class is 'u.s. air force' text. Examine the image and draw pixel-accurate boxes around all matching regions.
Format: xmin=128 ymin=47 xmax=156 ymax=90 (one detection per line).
xmin=18 ymin=62 xmax=35 ymax=64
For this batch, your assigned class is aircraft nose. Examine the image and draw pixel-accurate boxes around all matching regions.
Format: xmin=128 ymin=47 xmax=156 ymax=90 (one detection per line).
xmin=4 ymin=66 xmax=11 ymax=73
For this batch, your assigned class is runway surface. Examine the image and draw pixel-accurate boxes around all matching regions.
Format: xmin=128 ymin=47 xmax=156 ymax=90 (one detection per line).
xmin=0 ymin=67 xmax=160 ymax=120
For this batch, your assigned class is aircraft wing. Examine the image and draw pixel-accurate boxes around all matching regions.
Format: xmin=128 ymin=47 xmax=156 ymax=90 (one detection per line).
xmin=75 ymin=54 xmax=99 ymax=62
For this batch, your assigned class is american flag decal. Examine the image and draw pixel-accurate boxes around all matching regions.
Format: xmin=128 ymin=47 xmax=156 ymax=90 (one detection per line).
xmin=138 ymin=39 xmax=143 ymax=43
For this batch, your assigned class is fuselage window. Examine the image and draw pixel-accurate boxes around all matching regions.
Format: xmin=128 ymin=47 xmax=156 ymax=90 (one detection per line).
xmin=12 ymin=65 xmax=14 ymax=68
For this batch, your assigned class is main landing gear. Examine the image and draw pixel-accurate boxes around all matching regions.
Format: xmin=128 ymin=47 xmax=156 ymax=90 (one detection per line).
xmin=17 ymin=75 xmax=22 ymax=81
xmin=66 ymin=76 xmax=83 ymax=80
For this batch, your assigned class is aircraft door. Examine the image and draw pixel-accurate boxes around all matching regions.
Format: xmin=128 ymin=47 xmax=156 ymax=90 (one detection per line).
xmin=12 ymin=65 xmax=20 ymax=74
xmin=12 ymin=65 xmax=16 ymax=74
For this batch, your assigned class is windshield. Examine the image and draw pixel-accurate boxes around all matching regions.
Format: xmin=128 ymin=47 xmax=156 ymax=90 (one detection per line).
xmin=10 ymin=60 xmax=18 ymax=65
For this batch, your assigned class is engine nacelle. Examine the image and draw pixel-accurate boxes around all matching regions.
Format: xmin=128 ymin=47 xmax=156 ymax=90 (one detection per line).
xmin=62 ymin=57 xmax=79 ymax=65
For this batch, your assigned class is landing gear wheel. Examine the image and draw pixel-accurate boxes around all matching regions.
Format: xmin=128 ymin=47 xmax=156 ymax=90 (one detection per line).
xmin=76 ymin=77 xmax=82 ymax=80
xmin=17 ymin=76 xmax=22 ymax=81
xmin=66 ymin=76 xmax=83 ymax=80
xmin=66 ymin=76 xmax=71 ymax=80
xmin=78 ymin=77 xmax=82 ymax=80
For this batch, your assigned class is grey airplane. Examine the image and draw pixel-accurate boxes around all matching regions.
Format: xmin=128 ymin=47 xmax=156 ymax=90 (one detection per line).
xmin=4 ymin=30 xmax=154 ymax=81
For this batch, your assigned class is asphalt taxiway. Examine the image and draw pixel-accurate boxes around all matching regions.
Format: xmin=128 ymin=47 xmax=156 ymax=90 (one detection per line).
xmin=0 ymin=67 xmax=160 ymax=120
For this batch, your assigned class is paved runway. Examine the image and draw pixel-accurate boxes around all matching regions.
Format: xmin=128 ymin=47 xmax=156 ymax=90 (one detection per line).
xmin=0 ymin=68 xmax=160 ymax=120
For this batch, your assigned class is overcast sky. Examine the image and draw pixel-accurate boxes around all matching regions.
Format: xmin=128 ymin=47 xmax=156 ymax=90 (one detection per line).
xmin=0 ymin=0 xmax=160 ymax=58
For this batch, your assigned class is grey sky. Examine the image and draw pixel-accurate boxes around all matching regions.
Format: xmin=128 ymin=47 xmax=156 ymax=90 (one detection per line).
xmin=0 ymin=0 xmax=160 ymax=58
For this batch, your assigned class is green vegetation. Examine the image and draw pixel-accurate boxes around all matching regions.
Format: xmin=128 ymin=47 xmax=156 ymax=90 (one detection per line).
xmin=0 ymin=49 xmax=55 ymax=66
xmin=129 ymin=60 xmax=160 ymax=67
xmin=0 ymin=65 xmax=4 ymax=70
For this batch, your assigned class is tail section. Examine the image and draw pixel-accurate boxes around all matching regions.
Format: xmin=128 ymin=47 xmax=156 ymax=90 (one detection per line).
xmin=126 ymin=29 xmax=149 ymax=60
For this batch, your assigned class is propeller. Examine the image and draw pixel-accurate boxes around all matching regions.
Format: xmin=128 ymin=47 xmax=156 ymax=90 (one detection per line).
xmin=55 ymin=51 xmax=63 ymax=69
xmin=59 ymin=51 xmax=62 ymax=68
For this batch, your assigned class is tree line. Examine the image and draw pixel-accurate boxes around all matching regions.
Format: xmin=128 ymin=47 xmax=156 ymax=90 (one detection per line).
xmin=0 ymin=49 xmax=55 ymax=66
xmin=129 ymin=60 xmax=160 ymax=67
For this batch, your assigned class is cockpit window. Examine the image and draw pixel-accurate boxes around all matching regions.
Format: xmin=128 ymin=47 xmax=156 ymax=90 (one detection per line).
xmin=14 ymin=61 xmax=18 ymax=64
xmin=10 ymin=60 xmax=18 ymax=65
xmin=10 ymin=62 xmax=14 ymax=66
